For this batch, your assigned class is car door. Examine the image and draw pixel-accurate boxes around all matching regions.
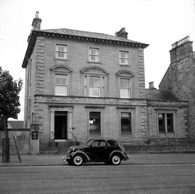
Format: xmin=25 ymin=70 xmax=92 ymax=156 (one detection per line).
xmin=86 ymin=140 xmax=107 ymax=161
xmin=106 ymin=140 xmax=120 ymax=156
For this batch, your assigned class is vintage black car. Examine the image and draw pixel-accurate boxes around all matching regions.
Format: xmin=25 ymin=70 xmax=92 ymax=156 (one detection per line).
xmin=63 ymin=138 xmax=129 ymax=166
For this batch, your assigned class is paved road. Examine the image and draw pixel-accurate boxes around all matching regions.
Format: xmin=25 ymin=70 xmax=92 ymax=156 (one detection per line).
xmin=0 ymin=163 xmax=195 ymax=194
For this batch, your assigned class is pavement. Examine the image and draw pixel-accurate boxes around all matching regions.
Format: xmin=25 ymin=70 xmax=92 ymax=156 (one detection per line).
xmin=0 ymin=153 xmax=195 ymax=167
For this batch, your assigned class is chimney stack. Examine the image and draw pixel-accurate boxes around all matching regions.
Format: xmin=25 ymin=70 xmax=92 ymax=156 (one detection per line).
xmin=149 ymin=81 xmax=155 ymax=89
xmin=169 ymin=36 xmax=193 ymax=63
xmin=115 ymin=28 xmax=128 ymax=39
xmin=32 ymin=11 xmax=42 ymax=30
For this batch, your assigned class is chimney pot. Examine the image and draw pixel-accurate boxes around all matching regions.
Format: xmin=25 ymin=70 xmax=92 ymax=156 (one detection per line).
xmin=35 ymin=11 xmax=39 ymax=18
xmin=149 ymin=81 xmax=155 ymax=89
xmin=32 ymin=11 xmax=42 ymax=30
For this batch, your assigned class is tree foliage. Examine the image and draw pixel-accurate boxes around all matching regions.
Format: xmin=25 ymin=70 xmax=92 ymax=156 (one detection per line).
xmin=0 ymin=66 xmax=23 ymax=120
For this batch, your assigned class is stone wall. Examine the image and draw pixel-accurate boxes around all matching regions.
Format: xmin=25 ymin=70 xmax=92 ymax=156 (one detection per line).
xmin=0 ymin=129 xmax=30 ymax=155
xmin=147 ymin=100 xmax=189 ymax=139
xmin=159 ymin=40 xmax=195 ymax=138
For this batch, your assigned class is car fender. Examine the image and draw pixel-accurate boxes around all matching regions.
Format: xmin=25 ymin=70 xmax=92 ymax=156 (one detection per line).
xmin=110 ymin=150 xmax=126 ymax=159
xmin=71 ymin=150 xmax=90 ymax=162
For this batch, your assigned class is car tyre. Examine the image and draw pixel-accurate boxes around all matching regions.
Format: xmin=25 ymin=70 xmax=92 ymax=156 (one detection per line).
xmin=111 ymin=155 xmax=121 ymax=165
xmin=73 ymin=154 xmax=83 ymax=166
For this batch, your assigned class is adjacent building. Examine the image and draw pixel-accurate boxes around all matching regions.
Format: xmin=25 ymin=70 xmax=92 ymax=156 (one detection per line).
xmin=159 ymin=36 xmax=195 ymax=139
xmin=22 ymin=12 xmax=189 ymax=153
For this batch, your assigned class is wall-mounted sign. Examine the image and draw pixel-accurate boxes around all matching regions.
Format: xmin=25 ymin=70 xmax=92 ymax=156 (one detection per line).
xmin=32 ymin=131 xmax=38 ymax=140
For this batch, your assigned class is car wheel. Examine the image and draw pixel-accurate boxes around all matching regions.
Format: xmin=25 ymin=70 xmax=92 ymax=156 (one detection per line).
xmin=111 ymin=155 xmax=121 ymax=165
xmin=73 ymin=155 xmax=83 ymax=166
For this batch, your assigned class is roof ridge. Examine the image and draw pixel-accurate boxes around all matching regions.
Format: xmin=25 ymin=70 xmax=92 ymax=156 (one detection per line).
xmin=43 ymin=27 xmax=109 ymax=35
xmin=41 ymin=27 xmax=140 ymax=43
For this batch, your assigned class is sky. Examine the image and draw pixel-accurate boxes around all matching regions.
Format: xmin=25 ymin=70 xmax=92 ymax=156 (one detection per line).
xmin=0 ymin=0 xmax=195 ymax=120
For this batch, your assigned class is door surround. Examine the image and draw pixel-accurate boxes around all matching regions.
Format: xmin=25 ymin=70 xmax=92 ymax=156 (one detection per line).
xmin=50 ymin=107 xmax=73 ymax=140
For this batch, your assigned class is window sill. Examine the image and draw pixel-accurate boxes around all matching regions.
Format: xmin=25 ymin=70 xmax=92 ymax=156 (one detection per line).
xmin=118 ymin=63 xmax=129 ymax=66
xmin=87 ymin=61 xmax=102 ymax=65
xmin=54 ymin=58 xmax=69 ymax=62
xmin=120 ymin=97 xmax=131 ymax=99
xmin=120 ymin=134 xmax=132 ymax=138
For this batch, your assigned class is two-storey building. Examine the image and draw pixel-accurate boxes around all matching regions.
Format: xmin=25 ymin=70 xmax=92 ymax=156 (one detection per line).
xmin=22 ymin=12 xmax=189 ymax=153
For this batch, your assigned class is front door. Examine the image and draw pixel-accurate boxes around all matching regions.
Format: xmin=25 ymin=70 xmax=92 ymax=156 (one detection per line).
xmin=54 ymin=111 xmax=67 ymax=140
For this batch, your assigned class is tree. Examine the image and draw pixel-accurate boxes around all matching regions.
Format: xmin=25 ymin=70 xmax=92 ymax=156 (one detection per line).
xmin=0 ymin=66 xmax=23 ymax=162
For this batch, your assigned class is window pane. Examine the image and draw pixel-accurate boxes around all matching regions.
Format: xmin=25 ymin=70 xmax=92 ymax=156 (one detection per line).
xmin=55 ymin=86 xmax=67 ymax=96
xmin=89 ymin=48 xmax=100 ymax=62
xmin=99 ymin=140 xmax=106 ymax=147
xmin=89 ymin=77 xmax=100 ymax=97
xmin=158 ymin=113 xmax=165 ymax=133
xmin=120 ymin=89 xmax=130 ymax=98
xmin=107 ymin=140 xmax=118 ymax=147
xmin=91 ymin=140 xmax=99 ymax=147
xmin=56 ymin=75 xmax=67 ymax=85
xmin=167 ymin=114 xmax=174 ymax=133
xmin=56 ymin=45 xmax=67 ymax=59
xmin=94 ymin=78 xmax=100 ymax=87
xmin=89 ymin=77 xmax=94 ymax=87
xmin=120 ymin=79 xmax=130 ymax=98
xmin=89 ymin=112 xmax=101 ymax=137
xmin=89 ymin=88 xmax=100 ymax=97
xmin=119 ymin=51 xmax=128 ymax=64
xmin=121 ymin=113 xmax=131 ymax=136
xmin=56 ymin=77 xmax=61 ymax=85
xmin=55 ymin=75 xmax=68 ymax=95
xmin=120 ymin=79 xmax=129 ymax=89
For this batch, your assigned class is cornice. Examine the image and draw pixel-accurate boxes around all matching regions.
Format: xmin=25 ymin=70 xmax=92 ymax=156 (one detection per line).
xmin=32 ymin=30 xmax=148 ymax=48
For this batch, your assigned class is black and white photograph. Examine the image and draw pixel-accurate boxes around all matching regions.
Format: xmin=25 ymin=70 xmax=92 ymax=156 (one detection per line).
xmin=0 ymin=0 xmax=195 ymax=193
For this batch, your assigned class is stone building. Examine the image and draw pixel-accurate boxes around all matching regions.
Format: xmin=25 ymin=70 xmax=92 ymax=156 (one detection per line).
xmin=21 ymin=12 xmax=189 ymax=153
xmin=159 ymin=36 xmax=195 ymax=139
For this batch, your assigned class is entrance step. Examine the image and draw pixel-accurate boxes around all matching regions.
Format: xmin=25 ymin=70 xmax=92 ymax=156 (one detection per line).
xmin=40 ymin=141 xmax=58 ymax=154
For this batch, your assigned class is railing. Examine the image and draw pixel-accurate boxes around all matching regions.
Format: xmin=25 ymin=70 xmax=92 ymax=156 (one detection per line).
xmin=69 ymin=129 xmax=79 ymax=145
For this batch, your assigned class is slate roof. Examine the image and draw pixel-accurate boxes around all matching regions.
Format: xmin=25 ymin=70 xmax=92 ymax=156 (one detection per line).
xmin=8 ymin=121 xmax=24 ymax=129
xmin=146 ymin=89 xmax=180 ymax=101
xmin=43 ymin=28 xmax=142 ymax=44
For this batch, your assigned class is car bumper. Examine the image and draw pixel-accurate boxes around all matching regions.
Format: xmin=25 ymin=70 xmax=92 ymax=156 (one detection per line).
xmin=63 ymin=156 xmax=70 ymax=162
xmin=124 ymin=155 xmax=129 ymax=160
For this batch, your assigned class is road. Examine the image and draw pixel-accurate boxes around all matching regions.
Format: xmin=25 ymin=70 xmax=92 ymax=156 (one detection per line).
xmin=0 ymin=163 xmax=195 ymax=194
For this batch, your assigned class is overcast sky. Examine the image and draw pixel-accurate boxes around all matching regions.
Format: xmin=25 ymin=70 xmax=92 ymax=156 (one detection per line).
xmin=0 ymin=0 xmax=195 ymax=120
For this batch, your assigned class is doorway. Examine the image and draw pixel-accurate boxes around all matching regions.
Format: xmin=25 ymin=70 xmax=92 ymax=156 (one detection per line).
xmin=54 ymin=111 xmax=67 ymax=140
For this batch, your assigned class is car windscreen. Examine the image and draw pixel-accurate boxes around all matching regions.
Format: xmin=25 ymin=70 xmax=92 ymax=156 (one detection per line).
xmin=86 ymin=139 xmax=93 ymax=146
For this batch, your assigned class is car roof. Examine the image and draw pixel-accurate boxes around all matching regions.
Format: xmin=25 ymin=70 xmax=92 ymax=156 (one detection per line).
xmin=88 ymin=137 xmax=118 ymax=142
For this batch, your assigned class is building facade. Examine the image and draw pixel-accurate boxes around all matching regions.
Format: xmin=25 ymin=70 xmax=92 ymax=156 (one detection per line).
xmin=22 ymin=13 xmax=189 ymax=153
xmin=159 ymin=36 xmax=195 ymax=139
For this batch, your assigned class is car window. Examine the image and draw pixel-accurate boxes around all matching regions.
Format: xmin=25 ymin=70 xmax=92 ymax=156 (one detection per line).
xmin=107 ymin=140 xmax=118 ymax=147
xmin=99 ymin=140 xmax=106 ymax=147
xmin=91 ymin=140 xmax=106 ymax=147
xmin=86 ymin=139 xmax=93 ymax=146
xmin=91 ymin=140 xmax=99 ymax=147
